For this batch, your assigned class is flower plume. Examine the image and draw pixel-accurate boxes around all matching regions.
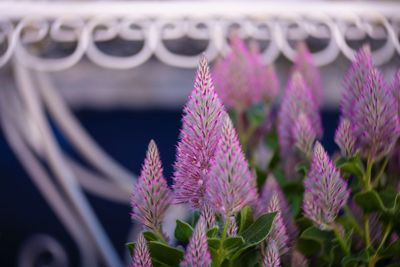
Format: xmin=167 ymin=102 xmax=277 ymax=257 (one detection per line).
xmin=263 ymin=240 xmax=281 ymax=267
xmin=341 ymin=46 xmax=373 ymax=120
xmin=353 ymin=68 xmax=399 ymax=161
xmin=392 ymin=70 xmax=400 ymax=118
xmin=278 ymin=72 xmax=322 ymax=164
xmin=335 ymin=119 xmax=357 ymax=158
xmin=267 ymin=193 xmax=289 ymax=256
xmin=293 ymin=113 xmax=317 ymax=158
xmin=303 ymin=142 xmax=349 ymax=229
xmin=206 ymin=114 xmax=257 ymax=217
xmin=173 ymin=55 xmax=225 ymax=209
xmin=292 ymin=42 xmax=322 ymax=106
xmin=131 ymin=233 xmax=152 ymax=267
xmin=131 ymin=140 xmax=172 ymax=232
xmin=181 ymin=218 xmax=211 ymax=267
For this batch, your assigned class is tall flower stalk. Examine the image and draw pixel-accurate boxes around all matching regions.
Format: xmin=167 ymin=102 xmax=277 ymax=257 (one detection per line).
xmin=173 ymin=55 xmax=225 ymax=209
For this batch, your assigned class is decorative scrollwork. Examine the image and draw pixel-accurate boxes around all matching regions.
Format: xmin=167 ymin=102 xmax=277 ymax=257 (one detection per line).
xmin=0 ymin=1 xmax=399 ymax=70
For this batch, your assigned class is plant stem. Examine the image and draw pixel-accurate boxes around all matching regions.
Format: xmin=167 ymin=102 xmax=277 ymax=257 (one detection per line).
xmin=365 ymin=157 xmax=373 ymax=191
xmin=218 ymin=217 xmax=230 ymax=265
xmin=363 ymin=215 xmax=371 ymax=249
xmin=333 ymin=224 xmax=350 ymax=255
xmin=376 ymin=223 xmax=392 ymax=253
xmin=373 ymin=157 xmax=388 ymax=188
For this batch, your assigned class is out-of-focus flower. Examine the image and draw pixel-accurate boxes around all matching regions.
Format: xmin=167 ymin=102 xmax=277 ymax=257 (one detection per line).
xmin=278 ymin=72 xmax=322 ymax=163
xmin=334 ymin=119 xmax=357 ymax=158
xmin=354 ymin=68 xmax=400 ymax=161
xmin=266 ymin=193 xmax=289 ymax=255
xmin=206 ymin=115 xmax=258 ymax=217
xmin=291 ymin=250 xmax=308 ymax=267
xmin=173 ymin=55 xmax=225 ymax=209
xmin=131 ymin=233 xmax=152 ymax=267
xmin=292 ymin=42 xmax=322 ymax=106
xmin=257 ymin=175 xmax=298 ymax=245
xmin=341 ymin=46 xmax=373 ymax=120
xmin=131 ymin=140 xmax=172 ymax=232
xmin=200 ymin=203 xmax=216 ymax=228
xmin=227 ymin=217 xmax=238 ymax=237
xmin=180 ymin=218 xmax=211 ymax=267
xmin=213 ymin=36 xmax=279 ymax=110
xmin=303 ymin=142 xmax=349 ymax=229
xmin=392 ymin=70 xmax=400 ymax=121
xmin=293 ymin=113 xmax=317 ymax=159
xmin=263 ymin=240 xmax=281 ymax=267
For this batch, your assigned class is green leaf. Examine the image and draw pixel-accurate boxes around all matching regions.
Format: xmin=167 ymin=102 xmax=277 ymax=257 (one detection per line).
xmin=174 ymin=220 xmax=194 ymax=243
xmin=208 ymin=238 xmax=221 ymax=267
xmin=208 ymin=238 xmax=221 ymax=251
xmin=336 ymin=156 xmax=364 ymax=178
xmin=126 ymin=242 xmax=135 ymax=255
xmin=241 ymin=212 xmax=276 ymax=245
xmin=380 ymin=239 xmax=400 ymax=258
xmin=231 ymin=247 xmax=260 ymax=267
xmin=298 ymin=226 xmax=335 ymax=256
xmin=247 ymin=102 xmax=265 ymax=128
xmin=207 ymin=227 xmax=219 ymax=238
xmin=341 ymin=249 xmax=369 ymax=267
xmin=238 ymin=206 xmax=253 ymax=233
xmin=354 ymin=191 xmax=386 ymax=213
xmin=223 ymin=236 xmax=245 ymax=258
xmin=143 ymin=231 xmax=162 ymax=242
xmin=232 ymin=212 xmax=276 ymax=260
xmin=148 ymin=241 xmax=184 ymax=267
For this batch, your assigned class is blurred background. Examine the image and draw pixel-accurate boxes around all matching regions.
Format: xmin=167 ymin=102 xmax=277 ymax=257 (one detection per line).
xmin=0 ymin=0 xmax=399 ymax=266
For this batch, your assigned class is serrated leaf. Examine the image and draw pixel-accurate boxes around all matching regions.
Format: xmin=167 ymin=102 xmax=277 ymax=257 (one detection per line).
xmin=238 ymin=206 xmax=253 ymax=233
xmin=354 ymin=190 xmax=386 ymax=213
xmin=174 ymin=220 xmax=194 ymax=243
xmin=126 ymin=242 xmax=135 ymax=255
xmin=148 ymin=241 xmax=184 ymax=267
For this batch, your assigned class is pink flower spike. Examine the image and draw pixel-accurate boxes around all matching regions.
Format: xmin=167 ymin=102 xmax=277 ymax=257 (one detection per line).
xmin=341 ymin=45 xmax=373 ymax=120
xmin=263 ymin=240 xmax=281 ymax=267
xmin=278 ymin=72 xmax=322 ymax=162
xmin=334 ymin=118 xmax=357 ymax=158
xmin=173 ymin=55 xmax=225 ymax=209
xmin=131 ymin=140 xmax=172 ymax=232
xmin=206 ymin=114 xmax=258 ymax=217
xmin=292 ymin=42 xmax=322 ymax=106
xmin=267 ymin=193 xmax=289 ymax=256
xmin=257 ymin=175 xmax=298 ymax=245
xmin=392 ymin=70 xmax=400 ymax=119
xmin=293 ymin=113 xmax=317 ymax=159
xmin=354 ymin=68 xmax=400 ymax=161
xmin=181 ymin=218 xmax=211 ymax=267
xmin=303 ymin=142 xmax=349 ymax=229
xmin=131 ymin=233 xmax=152 ymax=267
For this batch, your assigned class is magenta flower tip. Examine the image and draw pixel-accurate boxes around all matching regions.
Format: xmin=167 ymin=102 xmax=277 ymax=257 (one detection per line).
xmin=263 ymin=240 xmax=281 ymax=267
xmin=303 ymin=142 xmax=349 ymax=229
xmin=181 ymin=218 xmax=211 ymax=267
xmin=334 ymin=118 xmax=357 ymax=158
xmin=173 ymin=56 xmax=225 ymax=209
xmin=131 ymin=140 xmax=172 ymax=231
xmin=131 ymin=233 xmax=152 ymax=267
xmin=206 ymin=115 xmax=258 ymax=217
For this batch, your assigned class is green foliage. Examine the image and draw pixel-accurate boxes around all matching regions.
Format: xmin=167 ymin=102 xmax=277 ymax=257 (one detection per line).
xmin=148 ymin=241 xmax=184 ymax=267
xmin=174 ymin=220 xmax=194 ymax=243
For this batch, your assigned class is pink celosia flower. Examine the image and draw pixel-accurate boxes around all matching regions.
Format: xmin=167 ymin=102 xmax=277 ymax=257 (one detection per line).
xmin=180 ymin=218 xmax=211 ymax=267
xmin=263 ymin=240 xmax=281 ymax=267
xmin=213 ymin=36 xmax=279 ymax=110
xmin=303 ymin=142 xmax=349 ymax=229
xmin=173 ymin=55 xmax=225 ymax=209
xmin=334 ymin=118 xmax=357 ymax=158
xmin=131 ymin=233 xmax=152 ymax=267
xmin=293 ymin=113 xmax=317 ymax=159
xmin=392 ymin=70 xmax=400 ymax=118
xmin=200 ymin=203 xmax=216 ymax=228
xmin=131 ymin=140 xmax=172 ymax=232
xmin=257 ymin=175 xmax=298 ymax=245
xmin=353 ymin=68 xmax=400 ymax=161
xmin=292 ymin=42 xmax=322 ymax=106
xmin=266 ymin=193 xmax=289 ymax=256
xmin=341 ymin=46 xmax=373 ymax=120
xmin=278 ymin=72 xmax=322 ymax=162
xmin=227 ymin=217 xmax=238 ymax=237
xmin=206 ymin=115 xmax=258 ymax=217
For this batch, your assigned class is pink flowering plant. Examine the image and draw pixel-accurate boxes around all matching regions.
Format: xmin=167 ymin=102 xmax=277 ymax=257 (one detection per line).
xmin=127 ymin=42 xmax=400 ymax=267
